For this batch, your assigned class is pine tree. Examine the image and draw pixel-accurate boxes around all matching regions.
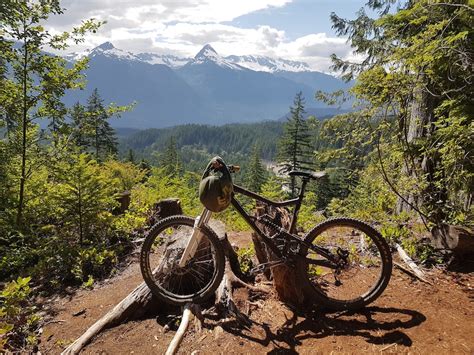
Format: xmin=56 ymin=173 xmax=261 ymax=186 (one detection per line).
xmin=86 ymin=89 xmax=118 ymax=160
xmin=127 ymin=149 xmax=135 ymax=164
xmin=277 ymin=92 xmax=314 ymax=196
xmin=53 ymin=153 xmax=114 ymax=245
xmin=70 ymin=102 xmax=89 ymax=150
xmin=160 ymin=136 xmax=181 ymax=176
xmin=330 ymin=0 xmax=473 ymax=222
xmin=245 ymin=144 xmax=267 ymax=193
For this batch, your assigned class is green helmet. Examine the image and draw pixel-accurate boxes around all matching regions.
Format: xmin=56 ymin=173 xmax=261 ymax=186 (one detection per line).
xmin=199 ymin=156 xmax=233 ymax=212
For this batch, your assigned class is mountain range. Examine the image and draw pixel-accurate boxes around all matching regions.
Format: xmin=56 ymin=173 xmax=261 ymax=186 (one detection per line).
xmin=64 ymin=42 xmax=351 ymax=128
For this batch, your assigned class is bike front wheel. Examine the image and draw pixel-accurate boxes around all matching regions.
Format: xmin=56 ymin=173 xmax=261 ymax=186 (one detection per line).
xmin=140 ymin=215 xmax=225 ymax=305
xmin=299 ymin=218 xmax=392 ymax=311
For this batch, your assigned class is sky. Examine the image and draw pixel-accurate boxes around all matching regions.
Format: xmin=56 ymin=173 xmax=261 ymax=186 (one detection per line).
xmin=46 ymin=0 xmax=369 ymax=72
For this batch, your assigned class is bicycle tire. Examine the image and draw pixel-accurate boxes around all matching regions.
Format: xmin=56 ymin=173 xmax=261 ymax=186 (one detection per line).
xmin=298 ymin=217 xmax=392 ymax=311
xmin=140 ymin=215 xmax=225 ymax=306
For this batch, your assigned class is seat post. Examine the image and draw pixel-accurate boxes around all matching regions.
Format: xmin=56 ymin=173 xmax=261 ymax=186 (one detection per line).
xmin=289 ymin=177 xmax=309 ymax=234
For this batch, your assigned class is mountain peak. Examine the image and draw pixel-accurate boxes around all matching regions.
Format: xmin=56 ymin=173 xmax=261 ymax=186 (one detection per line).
xmin=95 ymin=41 xmax=115 ymax=51
xmin=194 ymin=44 xmax=219 ymax=60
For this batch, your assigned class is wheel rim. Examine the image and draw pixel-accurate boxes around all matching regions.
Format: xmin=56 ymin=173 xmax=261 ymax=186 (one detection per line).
xmin=146 ymin=223 xmax=218 ymax=299
xmin=305 ymin=224 xmax=385 ymax=304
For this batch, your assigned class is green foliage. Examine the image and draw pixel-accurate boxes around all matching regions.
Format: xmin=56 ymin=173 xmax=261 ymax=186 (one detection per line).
xmin=278 ymin=92 xmax=314 ymax=196
xmin=0 ymin=0 xmax=103 ymax=226
xmin=69 ymin=89 xmax=131 ymax=161
xmin=331 ymin=0 xmax=473 ymax=225
xmin=158 ymin=136 xmax=182 ymax=177
xmin=236 ymin=246 xmax=255 ymax=275
xmin=244 ymin=144 xmax=268 ymax=193
xmin=51 ymin=153 xmax=116 ymax=244
xmin=0 ymin=277 xmax=40 ymax=352
xmin=297 ymin=191 xmax=325 ymax=232
xmin=260 ymin=175 xmax=287 ymax=202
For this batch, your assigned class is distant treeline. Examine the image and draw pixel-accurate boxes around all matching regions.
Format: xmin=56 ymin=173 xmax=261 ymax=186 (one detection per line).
xmin=119 ymin=121 xmax=285 ymax=170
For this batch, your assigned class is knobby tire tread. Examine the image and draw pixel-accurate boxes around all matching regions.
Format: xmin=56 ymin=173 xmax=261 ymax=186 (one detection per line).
xmin=140 ymin=215 xmax=225 ymax=306
xmin=300 ymin=217 xmax=392 ymax=311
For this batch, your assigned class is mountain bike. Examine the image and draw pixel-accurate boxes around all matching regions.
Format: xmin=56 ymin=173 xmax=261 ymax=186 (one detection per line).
xmin=140 ymin=159 xmax=392 ymax=311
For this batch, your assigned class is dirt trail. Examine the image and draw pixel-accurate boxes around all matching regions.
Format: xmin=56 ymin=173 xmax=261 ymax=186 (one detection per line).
xmin=39 ymin=232 xmax=474 ymax=354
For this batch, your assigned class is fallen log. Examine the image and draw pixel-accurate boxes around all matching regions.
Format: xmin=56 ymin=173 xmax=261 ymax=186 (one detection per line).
xmin=61 ymin=280 xmax=159 ymax=355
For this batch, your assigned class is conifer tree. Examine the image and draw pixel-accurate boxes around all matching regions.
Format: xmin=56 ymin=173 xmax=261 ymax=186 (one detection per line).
xmin=277 ymin=92 xmax=314 ymax=196
xmin=127 ymin=149 xmax=135 ymax=164
xmin=53 ymin=153 xmax=114 ymax=245
xmin=160 ymin=136 xmax=181 ymax=176
xmin=70 ymin=102 xmax=89 ymax=150
xmin=245 ymin=144 xmax=267 ymax=193
xmin=86 ymin=89 xmax=118 ymax=160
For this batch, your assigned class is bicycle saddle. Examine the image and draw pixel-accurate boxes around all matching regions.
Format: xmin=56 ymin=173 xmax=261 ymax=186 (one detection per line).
xmin=288 ymin=170 xmax=326 ymax=180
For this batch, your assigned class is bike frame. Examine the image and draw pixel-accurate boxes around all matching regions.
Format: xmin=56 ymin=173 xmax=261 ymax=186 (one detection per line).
xmin=179 ymin=176 xmax=338 ymax=268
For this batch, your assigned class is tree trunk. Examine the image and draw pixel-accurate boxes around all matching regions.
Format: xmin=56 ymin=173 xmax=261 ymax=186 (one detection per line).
xmin=397 ymin=80 xmax=441 ymax=219
xmin=252 ymin=202 xmax=307 ymax=306
xmin=16 ymin=35 xmax=28 ymax=227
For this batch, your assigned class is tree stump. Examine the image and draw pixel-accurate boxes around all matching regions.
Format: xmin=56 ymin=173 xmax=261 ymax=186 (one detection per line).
xmin=252 ymin=202 xmax=308 ymax=306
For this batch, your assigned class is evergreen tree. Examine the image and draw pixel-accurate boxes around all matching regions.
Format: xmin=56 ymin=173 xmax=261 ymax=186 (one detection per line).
xmin=127 ymin=149 xmax=135 ymax=164
xmin=53 ymin=153 xmax=114 ymax=245
xmin=0 ymin=1 xmax=101 ymax=225
xmin=70 ymin=102 xmax=89 ymax=150
xmin=160 ymin=136 xmax=181 ymax=176
xmin=330 ymin=0 xmax=473 ymax=223
xmin=86 ymin=89 xmax=118 ymax=160
xmin=245 ymin=144 xmax=267 ymax=193
xmin=277 ymin=92 xmax=314 ymax=196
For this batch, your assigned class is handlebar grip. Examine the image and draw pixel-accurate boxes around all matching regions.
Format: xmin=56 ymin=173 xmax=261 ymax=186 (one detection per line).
xmin=229 ymin=165 xmax=240 ymax=173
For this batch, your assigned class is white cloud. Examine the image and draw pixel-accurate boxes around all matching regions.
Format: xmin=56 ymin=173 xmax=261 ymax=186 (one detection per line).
xmin=44 ymin=0 xmax=353 ymax=72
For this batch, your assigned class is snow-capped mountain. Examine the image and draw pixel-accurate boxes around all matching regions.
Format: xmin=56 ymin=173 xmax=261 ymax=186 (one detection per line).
xmin=225 ymin=55 xmax=310 ymax=73
xmin=135 ymin=52 xmax=190 ymax=68
xmin=65 ymin=43 xmax=313 ymax=73
xmin=62 ymin=42 xmax=352 ymax=128
xmin=188 ymin=44 xmax=245 ymax=70
xmin=65 ymin=41 xmax=141 ymax=63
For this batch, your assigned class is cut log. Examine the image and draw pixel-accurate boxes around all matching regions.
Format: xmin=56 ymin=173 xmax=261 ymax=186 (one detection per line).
xmin=431 ymin=224 xmax=474 ymax=256
xmin=252 ymin=202 xmax=307 ymax=306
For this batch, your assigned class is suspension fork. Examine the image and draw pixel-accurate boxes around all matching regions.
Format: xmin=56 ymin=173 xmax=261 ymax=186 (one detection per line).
xmin=178 ymin=208 xmax=212 ymax=267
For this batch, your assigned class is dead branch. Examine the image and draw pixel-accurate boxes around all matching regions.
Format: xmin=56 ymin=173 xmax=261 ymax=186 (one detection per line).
xmin=165 ymin=303 xmax=196 ymax=355
xmin=395 ymin=243 xmax=428 ymax=281
xmin=61 ymin=281 xmax=159 ymax=355
xmin=394 ymin=262 xmax=433 ymax=285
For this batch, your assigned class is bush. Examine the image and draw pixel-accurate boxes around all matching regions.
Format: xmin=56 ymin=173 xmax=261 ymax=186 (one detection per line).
xmin=0 ymin=277 xmax=40 ymax=352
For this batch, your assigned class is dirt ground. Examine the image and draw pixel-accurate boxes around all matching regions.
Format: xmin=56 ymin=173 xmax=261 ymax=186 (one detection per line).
xmin=39 ymin=232 xmax=474 ymax=354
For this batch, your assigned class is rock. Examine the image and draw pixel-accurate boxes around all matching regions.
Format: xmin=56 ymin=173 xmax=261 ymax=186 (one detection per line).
xmin=431 ymin=224 xmax=474 ymax=256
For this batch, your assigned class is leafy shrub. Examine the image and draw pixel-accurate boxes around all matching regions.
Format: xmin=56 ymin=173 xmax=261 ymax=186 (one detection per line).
xmin=237 ymin=246 xmax=255 ymax=275
xmin=0 ymin=277 xmax=40 ymax=352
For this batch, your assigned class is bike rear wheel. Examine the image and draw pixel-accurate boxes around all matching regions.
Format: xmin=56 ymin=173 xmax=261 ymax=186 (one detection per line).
xmin=299 ymin=218 xmax=392 ymax=311
xmin=140 ymin=215 xmax=225 ymax=305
